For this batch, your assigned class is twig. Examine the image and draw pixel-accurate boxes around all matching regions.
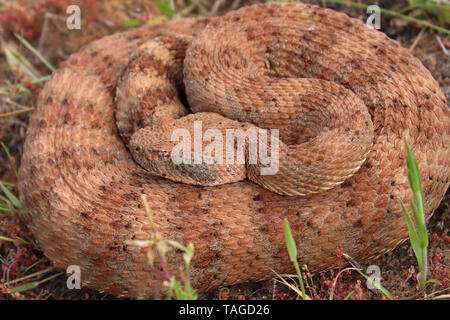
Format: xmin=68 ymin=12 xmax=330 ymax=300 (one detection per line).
xmin=342 ymin=253 xmax=363 ymax=269
xmin=435 ymin=35 xmax=449 ymax=56
xmin=210 ymin=0 xmax=225 ymax=16
xmin=38 ymin=13 xmax=66 ymax=57
xmin=230 ymin=0 xmax=241 ymax=11
xmin=409 ymin=28 xmax=425 ymax=52
xmin=1 ymin=96 xmax=26 ymax=109
xmin=0 ymin=107 xmax=35 ymax=118
xmin=426 ymin=286 xmax=450 ymax=299
xmin=329 ymin=267 xmax=359 ymax=300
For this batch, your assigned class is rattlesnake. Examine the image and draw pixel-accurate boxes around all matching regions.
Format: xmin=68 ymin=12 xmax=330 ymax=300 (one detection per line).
xmin=18 ymin=3 xmax=449 ymax=298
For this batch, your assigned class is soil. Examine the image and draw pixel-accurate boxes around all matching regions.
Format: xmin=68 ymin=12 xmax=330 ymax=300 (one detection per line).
xmin=0 ymin=0 xmax=448 ymax=300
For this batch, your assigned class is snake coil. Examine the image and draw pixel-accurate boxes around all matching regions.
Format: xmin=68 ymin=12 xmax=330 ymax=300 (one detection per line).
xmin=19 ymin=3 xmax=449 ymax=298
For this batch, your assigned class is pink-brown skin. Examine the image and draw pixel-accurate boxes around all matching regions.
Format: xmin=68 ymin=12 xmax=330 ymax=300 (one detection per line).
xmin=116 ymin=31 xmax=373 ymax=196
xmin=18 ymin=3 xmax=449 ymax=298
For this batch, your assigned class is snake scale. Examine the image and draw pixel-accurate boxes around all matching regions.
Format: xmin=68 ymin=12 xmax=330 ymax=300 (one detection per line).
xmin=18 ymin=3 xmax=449 ymax=298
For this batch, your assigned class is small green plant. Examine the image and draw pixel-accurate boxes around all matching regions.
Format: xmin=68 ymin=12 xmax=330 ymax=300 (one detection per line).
xmin=127 ymin=195 xmax=197 ymax=300
xmin=283 ymin=218 xmax=308 ymax=300
xmin=282 ymin=220 xmax=394 ymax=300
xmin=400 ymin=141 xmax=436 ymax=289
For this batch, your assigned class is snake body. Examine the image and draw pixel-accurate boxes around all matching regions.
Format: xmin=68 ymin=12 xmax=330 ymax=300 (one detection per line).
xmin=18 ymin=3 xmax=449 ymax=298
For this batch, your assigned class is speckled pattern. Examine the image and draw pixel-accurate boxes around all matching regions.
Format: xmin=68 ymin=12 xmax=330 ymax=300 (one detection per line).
xmin=18 ymin=3 xmax=449 ymax=298
xmin=116 ymin=26 xmax=374 ymax=196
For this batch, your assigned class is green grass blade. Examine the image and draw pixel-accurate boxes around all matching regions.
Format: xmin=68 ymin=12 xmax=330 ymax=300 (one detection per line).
xmin=408 ymin=0 xmax=450 ymax=24
xmin=25 ymin=257 xmax=46 ymax=272
xmin=31 ymin=75 xmax=51 ymax=84
xmin=405 ymin=142 xmax=421 ymax=193
xmin=15 ymin=34 xmax=55 ymax=72
xmin=15 ymin=236 xmax=31 ymax=245
xmin=0 ymin=181 xmax=22 ymax=213
xmin=405 ymin=141 xmax=426 ymax=214
xmin=0 ymin=235 xmax=18 ymax=242
xmin=1 ymin=142 xmax=13 ymax=160
xmin=283 ymin=219 xmax=307 ymax=299
xmin=405 ymin=141 xmax=428 ymax=248
xmin=344 ymin=290 xmax=354 ymax=300
xmin=0 ymin=194 xmax=11 ymax=202
xmin=0 ymin=203 xmax=12 ymax=212
xmin=0 ymin=181 xmax=14 ymax=187
xmin=123 ymin=18 xmax=142 ymax=28
xmin=0 ymin=235 xmax=29 ymax=245
xmin=190 ymin=0 xmax=209 ymax=16
xmin=421 ymin=278 xmax=438 ymax=287
xmin=154 ymin=1 xmax=174 ymax=19
xmin=329 ymin=0 xmax=450 ymax=34
xmin=361 ymin=273 xmax=394 ymax=300
xmin=2 ymin=41 xmax=41 ymax=80
xmin=284 ymin=218 xmax=297 ymax=262
xmin=9 ymin=272 xmax=63 ymax=294
xmin=146 ymin=16 xmax=166 ymax=25
xmin=173 ymin=279 xmax=187 ymax=300
xmin=410 ymin=199 xmax=428 ymax=248
xmin=400 ymin=200 xmax=423 ymax=271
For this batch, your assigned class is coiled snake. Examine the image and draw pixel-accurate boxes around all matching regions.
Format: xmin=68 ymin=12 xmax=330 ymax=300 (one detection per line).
xmin=18 ymin=3 xmax=449 ymax=297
